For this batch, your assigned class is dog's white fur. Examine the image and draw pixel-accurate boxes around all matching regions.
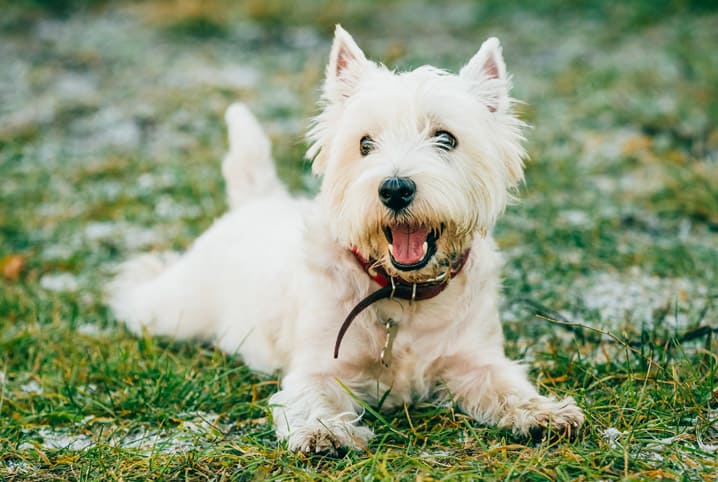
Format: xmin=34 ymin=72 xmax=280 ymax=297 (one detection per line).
xmin=107 ymin=26 xmax=584 ymax=453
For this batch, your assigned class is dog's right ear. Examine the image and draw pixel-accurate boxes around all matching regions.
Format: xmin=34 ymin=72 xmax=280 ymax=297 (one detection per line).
xmin=307 ymin=26 xmax=370 ymax=173
xmin=325 ymin=25 xmax=369 ymax=101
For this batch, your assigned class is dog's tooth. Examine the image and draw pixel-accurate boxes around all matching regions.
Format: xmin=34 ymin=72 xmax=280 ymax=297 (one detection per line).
xmin=388 ymin=244 xmax=394 ymax=256
xmin=422 ymin=241 xmax=428 ymax=256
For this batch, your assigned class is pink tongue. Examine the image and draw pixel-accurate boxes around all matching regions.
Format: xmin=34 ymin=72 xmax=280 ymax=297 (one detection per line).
xmin=391 ymin=225 xmax=428 ymax=265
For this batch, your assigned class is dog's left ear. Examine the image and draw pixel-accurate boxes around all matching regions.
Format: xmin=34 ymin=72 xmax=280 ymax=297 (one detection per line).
xmin=461 ymin=38 xmax=525 ymax=188
xmin=459 ymin=37 xmax=510 ymax=113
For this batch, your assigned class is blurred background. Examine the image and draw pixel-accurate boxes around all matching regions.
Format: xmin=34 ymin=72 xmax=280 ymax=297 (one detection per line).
xmin=1 ymin=0 xmax=716 ymax=327
xmin=0 ymin=1 xmax=717 ymax=477
xmin=0 ymin=0 xmax=718 ymax=346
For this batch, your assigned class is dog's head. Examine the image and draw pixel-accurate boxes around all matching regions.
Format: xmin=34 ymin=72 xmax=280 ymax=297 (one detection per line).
xmin=308 ymin=26 xmax=527 ymax=282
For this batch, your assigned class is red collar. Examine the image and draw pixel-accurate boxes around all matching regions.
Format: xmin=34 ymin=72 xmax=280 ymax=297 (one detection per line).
xmin=350 ymin=247 xmax=470 ymax=291
xmin=334 ymin=247 xmax=470 ymax=359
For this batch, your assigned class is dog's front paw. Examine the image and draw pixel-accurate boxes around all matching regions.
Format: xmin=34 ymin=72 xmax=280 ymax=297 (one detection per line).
xmin=285 ymin=420 xmax=374 ymax=454
xmin=502 ymin=396 xmax=584 ymax=440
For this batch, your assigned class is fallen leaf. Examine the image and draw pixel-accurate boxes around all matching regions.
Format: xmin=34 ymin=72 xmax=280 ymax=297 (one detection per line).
xmin=1 ymin=254 xmax=25 ymax=281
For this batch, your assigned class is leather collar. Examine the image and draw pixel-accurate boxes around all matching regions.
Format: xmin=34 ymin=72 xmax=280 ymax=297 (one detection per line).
xmin=333 ymin=247 xmax=470 ymax=359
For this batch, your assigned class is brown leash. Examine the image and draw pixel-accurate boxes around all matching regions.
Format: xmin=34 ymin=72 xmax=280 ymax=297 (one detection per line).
xmin=333 ymin=249 xmax=470 ymax=359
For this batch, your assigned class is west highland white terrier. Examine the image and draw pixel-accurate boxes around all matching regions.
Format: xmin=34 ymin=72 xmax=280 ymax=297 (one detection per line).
xmin=108 ymin=26 xmax=584 ymax=453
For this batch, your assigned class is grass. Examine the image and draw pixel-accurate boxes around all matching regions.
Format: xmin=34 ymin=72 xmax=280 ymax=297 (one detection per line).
xmin=1 ymin=0 xmax=717 ymax=480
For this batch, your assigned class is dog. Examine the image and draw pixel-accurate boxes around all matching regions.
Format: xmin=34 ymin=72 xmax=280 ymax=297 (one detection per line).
xmin=107 ymin=25 xmax=584 ymax=453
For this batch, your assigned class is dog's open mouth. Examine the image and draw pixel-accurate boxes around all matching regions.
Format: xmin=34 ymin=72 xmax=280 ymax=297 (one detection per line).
xmin=383 ymin=224 xmax=441 ymax=271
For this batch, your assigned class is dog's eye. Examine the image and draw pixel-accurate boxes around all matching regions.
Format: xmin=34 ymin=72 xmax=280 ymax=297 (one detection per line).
xmin=360 ymin=135 xmax=374 ymax=156
xmin=434 ymin=130 xmax=457 ymax=151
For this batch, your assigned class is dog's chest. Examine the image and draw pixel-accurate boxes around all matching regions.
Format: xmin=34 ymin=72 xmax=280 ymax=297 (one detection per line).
xmin=369 ymin=337 xmax=440 ymax=407
xmin=367 ymin=301 xmax=444 ymax=404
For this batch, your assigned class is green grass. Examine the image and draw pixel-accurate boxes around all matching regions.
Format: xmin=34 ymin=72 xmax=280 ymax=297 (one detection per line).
xmin=1 ymin=1 xmax=717 ymax=480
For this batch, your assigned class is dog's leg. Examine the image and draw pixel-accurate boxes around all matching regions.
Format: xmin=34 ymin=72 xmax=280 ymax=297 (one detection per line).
xmin=269 ymin=371 xmax=374 ymax=453
xmin=222 ymin=103 xmax=286 ymax=209
xmin=106 ymin=251 xmax=217 ymax=341
xmin=442 ymin=353 xmax=584 ymax=438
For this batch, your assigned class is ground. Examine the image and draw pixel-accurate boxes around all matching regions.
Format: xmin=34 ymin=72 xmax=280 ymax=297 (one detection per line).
xmin=0 ymin=0 xmax=717 ymax=480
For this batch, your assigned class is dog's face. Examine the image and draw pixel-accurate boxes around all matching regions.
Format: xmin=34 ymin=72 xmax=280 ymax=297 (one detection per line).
xmin=308 ymin=27 xmax=526 ymax=282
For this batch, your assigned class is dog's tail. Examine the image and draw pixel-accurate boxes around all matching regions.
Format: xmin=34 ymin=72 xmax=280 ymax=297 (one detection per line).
xmin=222 ymin=102 xmax=286 ymax=209
xmin=106 ymin=251 xmax=217 ymax=341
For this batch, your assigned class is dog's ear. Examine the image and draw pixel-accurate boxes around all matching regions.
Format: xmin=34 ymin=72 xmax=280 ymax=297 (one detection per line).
xmin=326 ymin=25 xmax=369 ymax=101
xmin=308 ymin=26 xmax=370 ymax=174
xmin=461 ymin=38 xmax=525 ymax=189
xmin=459 ymin=37 xmax=510 ymax=113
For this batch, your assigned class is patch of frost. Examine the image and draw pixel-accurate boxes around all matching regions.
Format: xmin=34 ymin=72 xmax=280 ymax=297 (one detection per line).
xmin=3 ymin=461 xmax=30 ymax=476
xmin=39 ymin=272 xmax=80 ymax=292
xmin=20 ymin=381 xmax=43 ymax=393
xmin=573 ymin=267 xmax=707 ymax=329
xmin=601 ymin=427 xmax=622 ymax=448
xmin=85 ymin=222 xmax=117 ymax=241
xmin=84 ymin=221 xmax=162 ymax=250
xmin=154 ymin=196 xmax=202 ymax=220
xmin=559 ymin=209 xmax=592 ymax=228
xmin=77 ymin=324 xmax=103 ymax=337
xmin=419 ymin=449 xmax=453 ymax=458
xmin=117 ymin=429 xmax=195 ymax=453
xmin=35 ymin=429 xmax=93 ymax=451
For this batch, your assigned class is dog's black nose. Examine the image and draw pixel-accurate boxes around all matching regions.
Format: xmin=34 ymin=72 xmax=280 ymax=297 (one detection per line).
xmin=378 ymin=177 xmax=416 ymax=211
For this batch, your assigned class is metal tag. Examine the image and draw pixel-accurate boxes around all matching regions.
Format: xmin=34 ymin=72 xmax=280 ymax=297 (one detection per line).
xmin=380 ymin=319 xmax=399 ymax=368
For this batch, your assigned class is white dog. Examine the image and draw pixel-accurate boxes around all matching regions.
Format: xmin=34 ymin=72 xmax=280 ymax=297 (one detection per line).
xmin=108 ymin=26 xmax=584 ymax=453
